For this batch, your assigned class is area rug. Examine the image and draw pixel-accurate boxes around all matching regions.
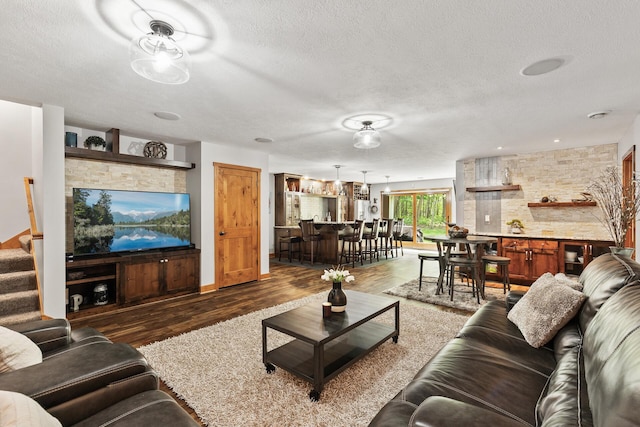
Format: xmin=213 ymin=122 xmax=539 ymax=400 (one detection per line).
xmin=139 ymin=293 xmax=469 ymax=426
xmin=384 ymin=277 xmax=507 ymax=313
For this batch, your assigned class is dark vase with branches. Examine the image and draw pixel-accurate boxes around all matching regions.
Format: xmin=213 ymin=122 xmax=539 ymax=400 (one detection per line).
xmin=587 ymin=166 xmax=640 ymax=256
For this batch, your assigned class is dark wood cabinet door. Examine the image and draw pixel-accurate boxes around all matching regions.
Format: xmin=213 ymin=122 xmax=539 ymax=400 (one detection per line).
xmin=123 ymin=260 xmax=162 ymax=302
xmin=501 ymin=238 xmax=528 ymax=281
xmin=530 ymin=240 xmax=559 ymax=279
xmin=164 ymin=254 xmax=199 ymax=293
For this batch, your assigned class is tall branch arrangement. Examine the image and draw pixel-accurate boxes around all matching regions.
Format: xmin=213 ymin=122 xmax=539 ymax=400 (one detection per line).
xmin=587 ymin=166 xmax=640 ymax=248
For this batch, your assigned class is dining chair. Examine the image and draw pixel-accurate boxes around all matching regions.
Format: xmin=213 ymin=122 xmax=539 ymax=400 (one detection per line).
xmin=443 ymin=242 xmax=480 ymax=303
xmin=340 ymin=219 xmax=365 ymax=267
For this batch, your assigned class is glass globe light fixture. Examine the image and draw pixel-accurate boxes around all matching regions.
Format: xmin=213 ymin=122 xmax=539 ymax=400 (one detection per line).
xmin=384 ymin=176 xmax=391 ymax=194
xmin=360 ymin=171 xmax=369 ymax=195
xmin=353 ymin=121 xmax=381 ymax=149
xmin=130 ymin=20 xmax=191 ymax=84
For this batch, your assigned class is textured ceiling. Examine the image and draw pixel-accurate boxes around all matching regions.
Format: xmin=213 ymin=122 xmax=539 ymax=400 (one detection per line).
xmin=2 ymin=0 xmax=640 ymax=184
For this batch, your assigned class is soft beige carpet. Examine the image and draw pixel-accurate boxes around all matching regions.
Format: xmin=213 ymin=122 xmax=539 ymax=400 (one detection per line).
xmin=384 ymin=277 xmax=507 ymax=312
xmin=139 ymin=292 xmax=469 ymax=426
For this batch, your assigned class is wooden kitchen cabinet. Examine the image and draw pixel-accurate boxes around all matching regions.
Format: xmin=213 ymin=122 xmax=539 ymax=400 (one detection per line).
xmin=501 ymin=237 xmax=559 ymax=284
xmin=560 ymin=240 xmax=613 ymax=278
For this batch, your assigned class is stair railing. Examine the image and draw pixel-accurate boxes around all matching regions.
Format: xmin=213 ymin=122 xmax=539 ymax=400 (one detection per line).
xmin=23 ymin=177 xmax=44 ymax=318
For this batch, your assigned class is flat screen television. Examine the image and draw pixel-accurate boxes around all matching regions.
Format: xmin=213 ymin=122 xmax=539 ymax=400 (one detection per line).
xmin=72 ymin=188 xmax=191 ymax=256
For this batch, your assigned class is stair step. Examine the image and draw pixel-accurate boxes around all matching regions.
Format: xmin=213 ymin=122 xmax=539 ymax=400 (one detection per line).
xmin=18 ymin=235 xmax=32 ymax=253
xmin=0 ymin=290 xmax=39 ymax=316
xmin=0 ymin=271 xmax=37 ymax=294
xmin=0 ymin=311 xmax=41 ymax=326
xmin=0 ymin=249 xmax=34 ymax=274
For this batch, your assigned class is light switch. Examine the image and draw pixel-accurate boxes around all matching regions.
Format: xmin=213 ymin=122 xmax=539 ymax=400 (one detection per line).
xmin=484 ymin=214 xmax=490 ymax=223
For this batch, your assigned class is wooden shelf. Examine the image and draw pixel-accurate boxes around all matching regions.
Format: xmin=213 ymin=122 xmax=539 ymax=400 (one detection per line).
xmin=527 ymin=201 xmax=596 ymax=207
xmin=466 ymin=185 xmax=521 ymax=192
xmin=65 ymin=147 xmax=195 ymax=170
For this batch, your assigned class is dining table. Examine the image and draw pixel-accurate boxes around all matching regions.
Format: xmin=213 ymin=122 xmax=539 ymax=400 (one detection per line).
xmin=422 ymin=234 xmax=499 ymax=297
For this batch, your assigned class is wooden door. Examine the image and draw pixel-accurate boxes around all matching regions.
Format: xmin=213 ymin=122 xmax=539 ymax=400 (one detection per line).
xmin=529 ymin=240 xmax=559 ymax=278
xmin=622 ymin=146 xmax=636 ymax=256
xmin=214 ymin=163 xmax=260 ymax=288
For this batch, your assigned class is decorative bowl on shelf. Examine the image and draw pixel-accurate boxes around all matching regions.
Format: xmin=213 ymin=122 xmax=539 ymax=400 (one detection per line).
xmin=565 ymin=251 xmax=578 ymax=262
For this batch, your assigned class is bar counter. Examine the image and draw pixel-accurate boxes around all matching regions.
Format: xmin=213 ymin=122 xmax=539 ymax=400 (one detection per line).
xmin=274 ymin=222 xmax=357 ymax=264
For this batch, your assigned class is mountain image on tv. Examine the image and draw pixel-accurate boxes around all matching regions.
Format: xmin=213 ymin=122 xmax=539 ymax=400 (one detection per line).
xmin=73 ymin=188 xmax=191 ymax=255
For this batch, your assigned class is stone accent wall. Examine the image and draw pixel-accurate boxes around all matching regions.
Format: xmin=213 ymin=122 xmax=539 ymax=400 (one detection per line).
xmin=463 ymin=143 xmax=617 ymax=240
xmin=65 ymin=158 xmax=188 ymax=253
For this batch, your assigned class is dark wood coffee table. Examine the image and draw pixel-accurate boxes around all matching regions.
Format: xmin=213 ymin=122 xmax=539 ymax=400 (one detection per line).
xmin=262 ymin=290 xmax=399 ymax=401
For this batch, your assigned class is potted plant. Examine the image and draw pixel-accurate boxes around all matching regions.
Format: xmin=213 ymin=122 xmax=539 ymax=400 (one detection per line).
xmin=506 ymin=219 xmax=524 ymax=234
xmin=84 ymin=135 xmax=106 ymax=151
xmin=587 ymin=166 xmax=640 ymax=256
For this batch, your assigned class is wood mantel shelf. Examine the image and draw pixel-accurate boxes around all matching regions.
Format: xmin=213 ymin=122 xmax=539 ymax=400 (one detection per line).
xmin=65 ymin=147 xmax=195 ymax=170
xmin=466 ymin=185 xmax=521 ymax=192
xmin=527 ymin=201 xmax=597 ymax=207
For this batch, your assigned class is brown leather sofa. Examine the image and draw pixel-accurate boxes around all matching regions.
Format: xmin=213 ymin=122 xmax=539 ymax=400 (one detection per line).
xmin=369 ymin=253 xmax=640 ymax=426
xmin=1 ymin=319 xmax=198 ymax=426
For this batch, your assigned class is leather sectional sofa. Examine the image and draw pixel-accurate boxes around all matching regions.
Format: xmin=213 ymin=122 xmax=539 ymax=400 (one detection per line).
xmin=0 ymin=318 xmax=198 ymax=426
xmin=369 ymin=253 xmax=640 ymax=426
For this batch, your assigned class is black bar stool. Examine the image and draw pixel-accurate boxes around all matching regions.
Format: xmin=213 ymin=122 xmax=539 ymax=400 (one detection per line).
xmin=278 ymin=235 xmax=301 ymax=262
xmin=300 ymin=219 xmax=322 ymax=264
xmin=418 ymin=251 xmax=441 ymax=291
xmin=481 ymin=255 xmax=511 ymax=294
xmin=340 ymin=219 xmax=365 ymax=267
xmin=362 ymin=218 xmax=380 ymax=263
xmin=447 ymin=256 xmax=481 ymax=303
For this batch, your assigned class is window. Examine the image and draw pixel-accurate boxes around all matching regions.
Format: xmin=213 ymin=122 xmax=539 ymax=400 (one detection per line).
xmin=382 ymin=189 xmax=451 ymax=245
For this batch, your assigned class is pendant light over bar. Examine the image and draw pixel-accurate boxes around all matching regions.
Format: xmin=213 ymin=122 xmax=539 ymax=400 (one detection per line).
xmin=360 ymin=171 xmax=369 ymax=195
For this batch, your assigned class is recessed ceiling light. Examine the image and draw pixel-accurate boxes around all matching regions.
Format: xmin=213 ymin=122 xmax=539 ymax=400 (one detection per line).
xmin=154 ymin=111 xmax=181 ymax=120
xmin=497 ymin=146 xmax=503 ymax=150
xmin=554 ymin=139 xmax=561 ymax=143
xmin=587 ymin=110 xmax=611 ymax=119
xmin=254 ymin=137 xmax=274 ymax=143
xmin=521 ymin=57 xmax=567 ymax=76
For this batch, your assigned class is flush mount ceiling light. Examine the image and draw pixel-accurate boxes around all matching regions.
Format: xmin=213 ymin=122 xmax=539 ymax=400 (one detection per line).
xmin=360 ymin=171 xmax=369 ymax=195
xmin=353 ymin=121 xmax=382 ymax=149
xmin=130 ymin=20 xmax=191 ymax=84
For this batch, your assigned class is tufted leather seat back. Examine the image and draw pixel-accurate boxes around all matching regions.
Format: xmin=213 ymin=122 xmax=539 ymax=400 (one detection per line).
xmin=578 ymin=253 xmax=640 ymax=332
xmin=583 ymin=283 xmax=640 ymax=427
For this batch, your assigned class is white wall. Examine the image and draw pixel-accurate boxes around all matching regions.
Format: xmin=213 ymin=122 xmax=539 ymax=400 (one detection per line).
xmin=41 ymin=104 xmax=66 ymax=318
xmin=187 ymin=141 xmax=270 ymax=287
xmin=0 ymin=100 xmax=34 ymax=241
xmin=0 ymin=99 xmax=66 ymax=318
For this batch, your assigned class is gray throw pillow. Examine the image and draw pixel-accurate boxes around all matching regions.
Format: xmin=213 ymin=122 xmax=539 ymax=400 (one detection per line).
xmin=555 ymin=273 xmax=583 ymax=291
xmin=508 ymin=273 xmax=586 ymax=348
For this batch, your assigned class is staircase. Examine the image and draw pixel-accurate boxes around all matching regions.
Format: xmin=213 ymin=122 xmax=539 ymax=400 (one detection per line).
xmin=0 ymin=235 xmax=41 ymax=325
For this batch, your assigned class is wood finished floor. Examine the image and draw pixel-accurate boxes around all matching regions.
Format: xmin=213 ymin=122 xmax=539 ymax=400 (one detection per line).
xmin=69 ymin=248 xmax=521 ymax=425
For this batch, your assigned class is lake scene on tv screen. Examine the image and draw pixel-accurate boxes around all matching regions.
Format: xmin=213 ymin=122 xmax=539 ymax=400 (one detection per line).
xmin=73 ymin=188 xmax=191 ymax=255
